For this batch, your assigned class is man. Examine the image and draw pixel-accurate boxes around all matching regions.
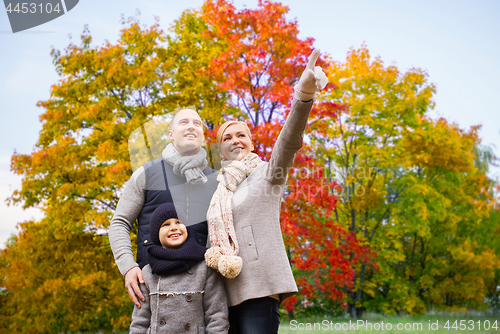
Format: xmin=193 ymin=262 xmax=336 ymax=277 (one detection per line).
xmin=109 ymin=109 xmax=218 ymax=308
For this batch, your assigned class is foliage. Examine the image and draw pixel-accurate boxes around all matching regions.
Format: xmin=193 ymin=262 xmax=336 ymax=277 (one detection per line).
xmin=9 ymin=18 xmax=227 ymax=219
xmin=3 ymin=17 xmax=227 ymax=333
xmin=165 ymin=8 xmax=230 ymax=125
xmin=201 ymin=0 xmax=317 ymax=127
xmin=0 ymin=216 xmax=131 ymax=333
xmin=3 ymin=0 xmax=334 ymax=330
xmin=3 ymin=1 xmax=500 ymax=331
xmin=193 ymin=0 xmax=361 ymax=314
xmin=314 ymin=46 xmax=500 ymax=316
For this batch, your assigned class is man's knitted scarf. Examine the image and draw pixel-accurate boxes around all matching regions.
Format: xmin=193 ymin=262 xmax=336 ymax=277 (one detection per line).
xmin=163 ymin=143 xmax=208 ymax=184
xmin=205 ymin=153 xmax=263 ymax=278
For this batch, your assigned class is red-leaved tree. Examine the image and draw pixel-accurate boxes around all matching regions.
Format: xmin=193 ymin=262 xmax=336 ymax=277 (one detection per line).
xmin=196 ymin=0 xmax=368 ymax=313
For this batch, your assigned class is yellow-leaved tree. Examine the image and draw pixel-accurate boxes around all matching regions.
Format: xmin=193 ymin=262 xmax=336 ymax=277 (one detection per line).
xmin=308 ymin=46 xmax=500 ymax=316
xmin=1 ymin=18 xmax=228 ymax=333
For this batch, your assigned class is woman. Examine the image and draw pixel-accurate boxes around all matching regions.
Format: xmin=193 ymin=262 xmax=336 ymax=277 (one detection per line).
xmin=206 ymin=49 xmax=328 ymax=333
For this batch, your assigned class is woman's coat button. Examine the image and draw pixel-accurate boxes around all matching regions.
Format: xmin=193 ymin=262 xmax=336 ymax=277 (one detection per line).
xmin=160 ymin=295 xmax=166 ymax=301
xmin=159 ymin=319 xmax=166 ymax=326
xmin=186 ymin=294 xmax=192 ymax=302
xmin=187 ymin=269 xmax=194 ymax=274
xmin=184 ymin=323 xmax=191 ymax=330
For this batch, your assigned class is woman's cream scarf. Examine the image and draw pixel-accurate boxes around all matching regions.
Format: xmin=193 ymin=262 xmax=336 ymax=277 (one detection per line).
xmin=205 ymin=153 xmax=263 ymax=278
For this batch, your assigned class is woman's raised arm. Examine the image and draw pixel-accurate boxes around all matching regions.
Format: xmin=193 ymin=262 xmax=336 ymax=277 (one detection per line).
xmin=265 ymin=49 xmax=328 ymax=185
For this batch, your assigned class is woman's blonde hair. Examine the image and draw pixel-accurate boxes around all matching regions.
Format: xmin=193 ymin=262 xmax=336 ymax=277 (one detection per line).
xmin=216 ymin=121 xmax=252 ymax=147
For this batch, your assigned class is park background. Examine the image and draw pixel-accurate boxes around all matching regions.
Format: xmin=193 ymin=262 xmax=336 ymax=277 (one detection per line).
xmin=1 ymin=0 xmax=500 ymax=333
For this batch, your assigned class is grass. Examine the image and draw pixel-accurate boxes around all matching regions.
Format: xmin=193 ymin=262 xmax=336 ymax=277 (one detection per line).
xmin=278 ymin=312 xmax=500 ymax=334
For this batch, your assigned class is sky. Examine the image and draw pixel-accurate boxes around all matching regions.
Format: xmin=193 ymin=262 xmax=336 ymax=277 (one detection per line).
xmin=1 ymin=0 xmax=499 ymax=247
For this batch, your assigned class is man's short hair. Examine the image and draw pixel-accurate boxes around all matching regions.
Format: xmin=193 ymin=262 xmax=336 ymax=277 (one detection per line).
xmin=169 ymin=108 xmax=201 ymax=132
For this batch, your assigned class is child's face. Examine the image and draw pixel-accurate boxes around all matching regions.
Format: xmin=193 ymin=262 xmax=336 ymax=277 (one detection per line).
xmin=158 ymin=218 xmax=188 ymax=249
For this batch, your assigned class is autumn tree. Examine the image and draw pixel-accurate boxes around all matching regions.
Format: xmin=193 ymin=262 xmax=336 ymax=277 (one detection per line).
xmin=165 ymin=8 xmax=230 ymax=125
xmin=2 ymin=18 xmax=229 ymax=333
xmin=3 ymin=0 xmax=342 ymax=329
xmin=313 ymin=46 xmax=500 ymax=316
xmin=201 ymin=0 xmax=316 ymax=127
xmin=484 ymin=203 xmax=500 ymax=313
xmin=387 ymin=119 xmax=500 ymax=313
xmin=0 ymin=217 xmax=130 ymax=333
xmin=8 ymin=0 xmax=496 ymax=326
xmin=175 ymin=0 xmax=363 ymax=314
xmin=10 ymin=19 xmax=226 ymax=219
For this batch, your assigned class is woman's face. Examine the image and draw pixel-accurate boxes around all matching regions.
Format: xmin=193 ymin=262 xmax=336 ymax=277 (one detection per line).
xmin=158 ymin=218 xmax=188 ymax=249
xmin=220 ymin=124 xmax=253 ymax=161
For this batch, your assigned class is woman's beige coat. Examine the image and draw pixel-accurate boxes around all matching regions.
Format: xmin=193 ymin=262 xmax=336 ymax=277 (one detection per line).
xmin=222 ymin=98 xmax=313 ymax=307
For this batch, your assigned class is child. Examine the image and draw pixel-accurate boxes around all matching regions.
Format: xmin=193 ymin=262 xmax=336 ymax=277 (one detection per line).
xmin=129 ymin=203 xmax=229 ymax=333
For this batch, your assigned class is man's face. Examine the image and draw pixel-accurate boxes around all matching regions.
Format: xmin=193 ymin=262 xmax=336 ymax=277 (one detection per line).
xmin=168 ymin=109 xmax=204 ymax=155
